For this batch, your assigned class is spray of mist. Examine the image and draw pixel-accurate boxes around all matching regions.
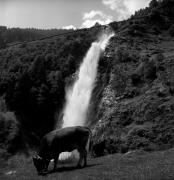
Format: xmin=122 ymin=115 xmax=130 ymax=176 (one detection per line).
xmin=62 ymin=30 xmax=114 ymax=128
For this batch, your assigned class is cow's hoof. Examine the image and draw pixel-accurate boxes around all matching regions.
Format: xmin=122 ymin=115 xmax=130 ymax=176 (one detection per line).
xmin=38 ymin=171 xmax=47 ymax=176
xmin=77 ymin=164 xmax=85 ymax=169
xmin=52 ymin=168 xmax=56 ymax=172
xmin=77 ymin=164 xmax=82 ymax=169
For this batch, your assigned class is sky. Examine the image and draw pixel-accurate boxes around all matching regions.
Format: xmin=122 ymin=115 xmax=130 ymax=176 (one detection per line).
xmin=0 ymin=0 xmax=151 ymax=29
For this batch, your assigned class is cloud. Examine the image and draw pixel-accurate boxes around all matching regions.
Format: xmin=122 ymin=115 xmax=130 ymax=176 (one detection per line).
xmin=82 ymin=10 xmax=113 ymax=28
xmin=62 ymin=25 xmax=76 ymax=30
xmin=83 ymin=10 xmax=111 ymax=20
xmin=102 ymin=0 xmax=151 ymax=21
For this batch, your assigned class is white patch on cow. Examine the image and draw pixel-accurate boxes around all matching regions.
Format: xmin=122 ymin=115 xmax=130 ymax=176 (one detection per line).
xmin=58 ymin=150 xmax=79 ymax=163
xmin=5 ymin=171 xmax=16 ymax=175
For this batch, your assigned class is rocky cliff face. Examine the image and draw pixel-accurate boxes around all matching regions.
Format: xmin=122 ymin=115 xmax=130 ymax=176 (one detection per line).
xmin=92 ymin=22 xmax=174 ymax=156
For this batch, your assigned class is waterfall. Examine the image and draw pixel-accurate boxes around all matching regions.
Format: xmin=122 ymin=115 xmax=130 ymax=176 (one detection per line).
xmin=62 ymin=31 xmax=114 ymax=128
xmin=58 ymin=30 xmax=114 ymax=162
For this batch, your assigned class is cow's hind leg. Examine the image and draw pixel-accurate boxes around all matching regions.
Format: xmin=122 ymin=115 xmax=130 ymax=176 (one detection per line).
xmin=77 ymin=148 xmax=87 ymax=168
xmin=84 ymin=149 xmax=87 ymax=167
xmin=77 ymin=148 xmax=83 ymax=168
xmin=44 ymin=160 xmax=50 ymax=172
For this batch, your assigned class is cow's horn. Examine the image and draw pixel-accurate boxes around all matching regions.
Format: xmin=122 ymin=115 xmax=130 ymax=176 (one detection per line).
xmin=36 ymin=155 xmax=42 ymax=159
xmin=33 ymin=154 xmax=40 ymax=159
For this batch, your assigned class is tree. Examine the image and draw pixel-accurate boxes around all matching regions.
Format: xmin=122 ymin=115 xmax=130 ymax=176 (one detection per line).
xmin=29 ymin=55 xmax=46 ymax=84
xmin=0 ymin=34 xmax=6 ymax=49
xmin=149 ymin=0 xmax=158 ymax=8
xmin=169 ymin=25 xmax=174 ymax=36
xmin=47 ymin=70 xmax=65 ymax=105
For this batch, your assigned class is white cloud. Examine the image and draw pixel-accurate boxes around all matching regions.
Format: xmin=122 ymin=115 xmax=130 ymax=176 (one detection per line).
xmin=103 ymin=0 xmax=124 ymax=10
xmin=83 ymin=10 xmax=111 ymax=20
xmin=125 ymin=0 xmax=151 ymax=14
xmin=62 ymin=25 xmax=76 ymax=30
xmin=82 ymin=10 xmax=113 ymax=28
xmin=102 ymin=0 xmax=151 ymax=21
xmin=83 ymin=11 xmax=101 ymax=20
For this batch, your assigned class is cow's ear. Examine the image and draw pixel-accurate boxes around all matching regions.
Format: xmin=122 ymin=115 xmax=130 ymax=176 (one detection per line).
xmin=33 ymin=156 xmax=37 ymax=162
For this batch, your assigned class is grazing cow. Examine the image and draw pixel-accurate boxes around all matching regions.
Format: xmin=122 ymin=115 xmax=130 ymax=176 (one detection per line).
xmin=33 ymin=126 xmax=92 ymax=174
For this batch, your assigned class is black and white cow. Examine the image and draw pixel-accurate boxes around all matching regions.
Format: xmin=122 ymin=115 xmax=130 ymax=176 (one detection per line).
xmin=33 ymin=126 xmax=92 ymax=174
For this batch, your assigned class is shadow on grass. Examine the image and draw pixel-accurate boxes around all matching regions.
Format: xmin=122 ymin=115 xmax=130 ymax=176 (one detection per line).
xmin=41 ymin=163 xmax=101 ymax=176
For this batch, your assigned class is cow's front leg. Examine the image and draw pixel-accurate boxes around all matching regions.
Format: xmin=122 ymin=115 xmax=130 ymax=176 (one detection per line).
xmin=84 ymin=149 xmax=87 ymax=167
xmin=44 ymin=160 xmax=50 ymax=172
xmin=53 ymin=156 xmax=58 ymax=171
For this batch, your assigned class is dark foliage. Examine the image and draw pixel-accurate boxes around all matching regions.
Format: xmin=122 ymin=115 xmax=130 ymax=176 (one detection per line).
xmin=0 ymin=111 xmax=23 ymax=157
xmin=0 ymin=27 xmax=100 ymax=146
xmin=91 ymin=0 xmax=174 ymax=155
xmin=0 ymin=26 xmax=74 ymax=49
xmin=1 ymin=0 xmax=174 ymax=156
xmin=169 ymin=24 xmax=174 ymax=36
xmin=131 ymin=0 xmax=174 ymax=29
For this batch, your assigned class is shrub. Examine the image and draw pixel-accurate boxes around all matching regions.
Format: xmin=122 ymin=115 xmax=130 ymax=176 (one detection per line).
xmin=0 ymin=112 xmax=22 ymax=154
xmin=131 ymin=73 xmax=144 ymax=86
xmin=113 ymin=48 xmax=136 ymax=64
xmin=169 ymin=25 xmax=174 ymax=36
xmin=155 ymin=53 xmax=164 ymax=63
xmin=149 ymin=0 xmax=159 ymax=8
xmin=128 ymin=24 xmax=146 ymax=36
xmin=126 ymin=126 xmax=156 ymax=151
xmin=152 ymin=26 xmax=160 ymax=35
xmin=0 ymin=97 xmax=7 ymax=112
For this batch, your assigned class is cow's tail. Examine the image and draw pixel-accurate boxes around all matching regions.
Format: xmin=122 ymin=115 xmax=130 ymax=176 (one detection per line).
xmin=86 ymin=127 xmax=92 ymax=154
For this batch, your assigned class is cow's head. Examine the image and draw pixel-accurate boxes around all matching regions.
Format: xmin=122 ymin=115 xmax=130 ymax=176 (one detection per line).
xmin=32 ymin=155 xmax=48 ymax=174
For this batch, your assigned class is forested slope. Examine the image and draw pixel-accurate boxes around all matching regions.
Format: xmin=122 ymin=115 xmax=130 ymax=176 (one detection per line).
xmin=0 ymin=27 xmax=73 ymax=49
xmin=92 ymin=0 xmax=174 ymax=156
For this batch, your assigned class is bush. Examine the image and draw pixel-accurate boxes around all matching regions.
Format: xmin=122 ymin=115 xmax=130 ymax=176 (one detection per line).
xmin=149 ymin=0 xmax=159 ymax=8
xmin=169 ymin=25 xmax=174 ymax=36
xmin=152 ymin=26 xmax=161 ymax=35
xmin=131 ymin=73 xmax=144 ymax=86
xmin=0 ymin=97 xmax=7 ymax=112
xmin=0 ymin=112 xmax=22 ymax=154
xmin=132 ymin=56 xmax=157 ymax=84
xmin=126 ymin=126 xmax=156 ymax=151
xmin=155 ymin=53 xmax=164 ymax=63
xmin=128 ymin=24 xmax=146 ymax=36
xmin=113 ymin=48 xmax=136 ymax=64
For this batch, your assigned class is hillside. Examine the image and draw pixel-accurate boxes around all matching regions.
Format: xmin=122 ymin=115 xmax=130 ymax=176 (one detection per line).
xmin=0 ymin=26 xmax=102 ymax=155
xmin=0 ymin=26 xmax=73 ymax=49
xmin=91 ymin=0 xmax=174 ymax=155
xmin=0 ymin=0 xmax=174 ymax=159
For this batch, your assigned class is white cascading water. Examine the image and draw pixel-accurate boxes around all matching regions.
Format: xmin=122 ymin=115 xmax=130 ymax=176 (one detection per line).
xmin=62 ymin=31 xmax=114 ymax=128
xmin=58 ymin=30 xmax=114 ymax=162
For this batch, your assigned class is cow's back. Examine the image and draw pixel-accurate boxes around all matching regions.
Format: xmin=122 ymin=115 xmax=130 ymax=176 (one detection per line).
xmin=39 ymin=126 xmax=91 ymax=159
xmin=52 ymin=126 xmax=90 ymax=151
